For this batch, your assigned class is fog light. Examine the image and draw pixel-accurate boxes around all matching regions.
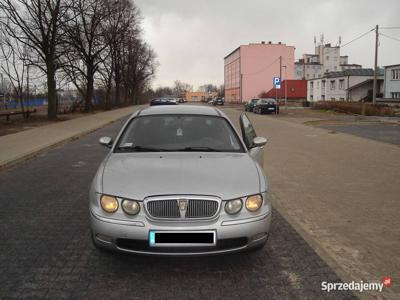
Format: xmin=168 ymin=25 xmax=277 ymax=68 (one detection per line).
xmin=122 ymin=199 xmax=140 ymax=215
xmin=225 ymin=199 xmax=243 ymax=215
xmin=96 ymin=234 xmax=113 ymax=243
xmin=100 ymin=195 xmax=118 ymax=213
xmin=245 ymin=194 xmax=263 ymax=212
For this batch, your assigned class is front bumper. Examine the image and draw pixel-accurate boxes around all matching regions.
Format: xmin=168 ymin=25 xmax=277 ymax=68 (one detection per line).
xmin=90 ymin=210 xmax=271 ymax=256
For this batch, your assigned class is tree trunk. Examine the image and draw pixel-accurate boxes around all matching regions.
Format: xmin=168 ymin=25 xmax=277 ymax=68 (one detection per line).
xmin=47 ymin=63 xmax=57 ymax=120
xmin=84 ymin=74 xmax=94 ymax=113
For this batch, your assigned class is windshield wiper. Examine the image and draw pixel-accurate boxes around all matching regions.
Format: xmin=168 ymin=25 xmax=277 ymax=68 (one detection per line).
xmin=117 ymin=145 xmax=170 ymax=152
xmin=179 ymin=146 xmax=222 ymax=152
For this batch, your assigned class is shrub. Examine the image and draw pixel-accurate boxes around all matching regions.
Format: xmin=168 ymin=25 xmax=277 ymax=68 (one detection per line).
xmin=313 ymin=101 xmax=395 ymax=116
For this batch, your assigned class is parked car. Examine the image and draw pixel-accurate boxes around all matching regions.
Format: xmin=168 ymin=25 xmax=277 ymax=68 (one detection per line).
xmin=91 ymin=105 xmax=271 ymax=255
xmin=244 ymin=99 xmax=259 ymax=112
xmin=254 ymin=98 xmax=279 ymax=114
xmin=178 ymin=98 xmax=185 ymax=103
xmin=213 ymin=97 xmax=224 ymax=106
xmin=150 ymin=98 xmax=178 ymax=106
xmin=207 ymin=99 xmax=215 ymax=105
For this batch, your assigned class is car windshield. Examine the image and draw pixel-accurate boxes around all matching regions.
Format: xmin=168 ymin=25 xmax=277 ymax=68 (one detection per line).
xmin=115 ymin=115 xmax=244 ymax=152
xmin=259 ymin=99 xmax=275 ymax=104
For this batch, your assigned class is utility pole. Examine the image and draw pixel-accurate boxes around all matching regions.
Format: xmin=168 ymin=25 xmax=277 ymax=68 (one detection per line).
xmin=372 ymin=24 xmax=379 ymax=105
xmin=279 ymin=56 xmax=282 ymax=102
xmin=283 ymin=66 xmax=287 ymax=109
xmin=27 ymin=65 xmax=30 ymax=111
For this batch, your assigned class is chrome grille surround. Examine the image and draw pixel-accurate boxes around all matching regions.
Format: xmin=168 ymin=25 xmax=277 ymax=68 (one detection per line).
xmin=144 ymin=195 xmax=221 ymax=221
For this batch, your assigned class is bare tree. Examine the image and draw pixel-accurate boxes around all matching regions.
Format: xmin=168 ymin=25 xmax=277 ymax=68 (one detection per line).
xmin=199 ymin=83 xmax=218 ymax=93
xmin=173 ymin=80 xmax=193 ymax=96
xmin=60 ymin=0 xmax=111 ymax=112
xmin=122 ymin=36 xmax=157 ymax=104
xmin=0 ymin=29 xmax=27 ymax=115
xmin=0 ymin=0 xmax=70 ymax=119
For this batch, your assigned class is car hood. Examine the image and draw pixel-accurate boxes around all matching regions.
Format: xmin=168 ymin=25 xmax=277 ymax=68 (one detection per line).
xmin=101 ymin=152 xmax=260 ymax=200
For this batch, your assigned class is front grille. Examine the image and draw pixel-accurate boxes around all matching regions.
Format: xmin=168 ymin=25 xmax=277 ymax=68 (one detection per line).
xmin=147 ymin=200 xmax=180 ymax=218
xmin=186 ymin=200 xmax=218 ymax=218
xmin=146 ymin=198 xmax=219 ymax=219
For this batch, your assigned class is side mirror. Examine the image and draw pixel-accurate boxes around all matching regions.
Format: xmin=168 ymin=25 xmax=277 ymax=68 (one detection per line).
xmin=253 ymin=136 xmax=267 ymax=148
xmin=99 ymin=136 xmax=113 ymax=148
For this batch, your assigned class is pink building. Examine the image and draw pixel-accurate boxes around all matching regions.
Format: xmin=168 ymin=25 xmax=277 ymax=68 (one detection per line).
xmin=224 ymin=42 xmax=295 ymax=103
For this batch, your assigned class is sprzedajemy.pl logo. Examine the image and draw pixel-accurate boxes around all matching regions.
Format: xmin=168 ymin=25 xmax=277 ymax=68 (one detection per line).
xmin=321 ymin=277 xmax=392 ymax=293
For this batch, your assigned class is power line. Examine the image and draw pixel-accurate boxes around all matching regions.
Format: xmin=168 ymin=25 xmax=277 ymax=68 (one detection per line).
xmin=380 ymin=26 xmax=400 ymax=30
xmin=341 ymin=28 xmax=374 ymax=48
xmin=380 ymin=33 xmax=400 ymax=43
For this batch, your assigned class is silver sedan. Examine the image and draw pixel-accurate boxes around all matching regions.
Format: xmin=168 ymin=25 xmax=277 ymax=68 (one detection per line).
xmin=90 ymin=105 xmax=271 ymax=255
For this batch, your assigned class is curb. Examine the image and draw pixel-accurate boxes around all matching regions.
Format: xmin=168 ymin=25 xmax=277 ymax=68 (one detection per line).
xmin=0 ymin=108 xmax=136 ymax=171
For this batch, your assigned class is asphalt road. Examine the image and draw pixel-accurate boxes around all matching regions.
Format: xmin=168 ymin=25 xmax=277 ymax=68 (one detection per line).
xmin=0 ymin=116 xmax=356 ymax=299
xmin=319 ymin=122 xmax=400 ymax=145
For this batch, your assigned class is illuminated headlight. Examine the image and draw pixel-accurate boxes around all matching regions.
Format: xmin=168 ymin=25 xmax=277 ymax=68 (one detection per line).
xmin=121 ymin=199 xmax=140 ymax=215
xmin=225 ymin=199 xmax=243 ymax=215
xmin=245 ymin=194 xmax=263 ymax=212
xmin=100 ymin=195 xmax=118 ymax=213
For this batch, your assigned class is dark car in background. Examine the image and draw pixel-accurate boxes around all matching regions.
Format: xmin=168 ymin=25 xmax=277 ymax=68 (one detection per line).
xmin=213 ymin=97 xmax=224 ymax=106
xmin=150 ymin=98 xmax=178 ymax=106
xmin=244 ymin=99 xmax=258 ymax=112
xmin=254 ymin=98 xmax=279 ymax=114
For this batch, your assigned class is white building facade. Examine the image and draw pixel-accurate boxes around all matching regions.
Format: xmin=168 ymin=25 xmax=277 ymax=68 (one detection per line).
xmin=307 ymin=69 xmax=383 ymax=102
xmin=295 ymin=43 xmax=362 ymax=80
xmin=383 ymin=64 xmax=400 ymax=99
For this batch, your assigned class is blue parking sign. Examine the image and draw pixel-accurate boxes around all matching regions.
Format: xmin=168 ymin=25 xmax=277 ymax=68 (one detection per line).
xmin=273 ymin=77 xmax=281 ymax=89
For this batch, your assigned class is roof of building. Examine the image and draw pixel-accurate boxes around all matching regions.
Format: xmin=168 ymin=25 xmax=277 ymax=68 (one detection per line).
xmin=323 ymin=68 xmax=384 ymax=78
xmin=340 ymin=64 xmax=362 ymax=67
xmin=224 ymin=42 xmax=295 ymax=59
xmin=384 ymin=64 xmax=400 ymax=69
xmin=264 ymin=80 xmax=307 ymax=99
xmin=139 ymin=105 xmax=221 ymax=116
xmin=347 ymin=78 xmax=384 ymax=91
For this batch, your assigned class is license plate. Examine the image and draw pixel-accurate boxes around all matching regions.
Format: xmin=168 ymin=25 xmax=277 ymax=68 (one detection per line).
xmin=268 ymin=107 xmax=275 ymax=110
xmin=149 ymin=231 xmax=216 ymax=247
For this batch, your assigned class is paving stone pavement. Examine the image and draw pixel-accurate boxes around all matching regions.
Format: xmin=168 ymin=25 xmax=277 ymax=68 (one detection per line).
xmin=0 ymin=118 xmax=357 ymax=300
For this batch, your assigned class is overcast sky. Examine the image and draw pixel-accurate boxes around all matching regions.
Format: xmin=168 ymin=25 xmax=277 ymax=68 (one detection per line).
xmin=135 ymin=0 xmax=400 ymax=90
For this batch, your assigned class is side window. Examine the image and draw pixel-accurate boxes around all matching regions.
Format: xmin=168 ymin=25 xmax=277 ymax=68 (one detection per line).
xmin=240 ymin=113 xmax=257 ymax=149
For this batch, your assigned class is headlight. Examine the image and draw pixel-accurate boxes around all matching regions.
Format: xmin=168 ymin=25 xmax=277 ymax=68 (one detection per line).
xmin=100 ymin=195 xmax=118 ymax=213
xmin=121 ymin=199 xmax=140 ymax=215
xmin=225 ymin=199 xmax=243 ymax=215
xmin=245 ymin=194 xmax=263 ymax=212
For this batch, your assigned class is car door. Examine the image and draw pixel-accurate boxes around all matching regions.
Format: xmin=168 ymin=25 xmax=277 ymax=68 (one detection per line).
xmin=239 ymin=113 xmax=264 ymax=167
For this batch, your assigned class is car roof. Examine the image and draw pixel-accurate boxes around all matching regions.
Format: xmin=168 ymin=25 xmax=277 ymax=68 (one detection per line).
xmin=138 ymin=105 xmax=222 ymax=116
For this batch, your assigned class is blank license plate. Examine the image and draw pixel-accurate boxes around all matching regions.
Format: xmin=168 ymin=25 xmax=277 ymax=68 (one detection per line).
xmin=268 ymin=107 xmax=275 ymax=110
xmin=149 ymin=231 xmax=216 ymax=247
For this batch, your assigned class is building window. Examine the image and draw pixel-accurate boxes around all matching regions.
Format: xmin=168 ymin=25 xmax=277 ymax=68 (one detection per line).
xmin=391 ymin=92 xmax=400 ymax=98
xmin=330 ymin=80 xmax=336 ymax=90
xmin=310 ymin=81 xmax=314 ymax=89
xmin=391 ymin=69 xmax=400 ymax=80
xmin=326 ymin=56 xmax=329 ymax=61
xmin=317 ymin=81 xmax=320 ymax=89
xmin=321 ymin=95 xmax=325 ymax=101
xmin=339 ymin=79 xmax=345 ymax=90
xmin=322 ymin=80 xmax=326 ymax=89
xmin=331 ymin=97 xmax=335 ymax=101
xmin=310 ymin=95 xmax=313 ymax=100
